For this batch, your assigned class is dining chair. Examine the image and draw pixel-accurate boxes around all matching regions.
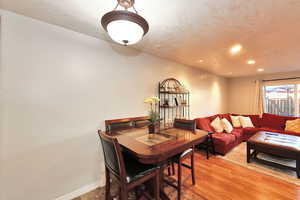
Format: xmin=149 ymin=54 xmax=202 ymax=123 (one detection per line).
xmin=173 ymin=118 xmax=196 ymax=131
xmin=105 ymin=118 xmax=133 ymax=134
xmin=98 ymin=130 xmax=160 ymax=200
xmin=170 ymin=119 xmax=196 ymax=200
xmin=105 ymin=116 xmax=150 ymax=135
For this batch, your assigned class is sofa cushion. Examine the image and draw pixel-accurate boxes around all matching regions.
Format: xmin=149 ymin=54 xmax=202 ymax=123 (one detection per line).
xmin=231 ymin=128 xmax=243 ymax=141
xmin=212 ymin=132 xmax=237 ymax=155
xmin=195 ymin=117 xmax=214 ymax=132
xmin=261 ymin=113 xmax=297 ymax=130
xmin=242 ymin=127 xmax=261 ymax=140
xmin=261 ymin=113 xmax=286 ymax=130
xmin=212 ymin=132 xmax=236 ymax=146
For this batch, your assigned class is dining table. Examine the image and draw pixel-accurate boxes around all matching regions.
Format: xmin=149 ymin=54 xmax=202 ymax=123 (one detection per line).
xmin=109 ymin=126 xmax=208 ymax=200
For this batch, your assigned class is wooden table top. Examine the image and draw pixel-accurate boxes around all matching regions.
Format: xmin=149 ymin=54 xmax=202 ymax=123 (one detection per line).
xmin=111 ymin=127 xmax=208 ymax=164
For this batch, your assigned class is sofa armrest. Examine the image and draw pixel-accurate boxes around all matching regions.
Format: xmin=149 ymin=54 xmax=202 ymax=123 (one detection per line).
xmin=195 ymin=117 xmax=214 ymax=132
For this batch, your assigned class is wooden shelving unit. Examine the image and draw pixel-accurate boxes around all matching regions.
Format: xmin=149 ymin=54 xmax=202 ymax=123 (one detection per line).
xmin=159 ymin=91 xmax=189 ymax=94
xmin=158 ymin=78 xmax=190 ymax=128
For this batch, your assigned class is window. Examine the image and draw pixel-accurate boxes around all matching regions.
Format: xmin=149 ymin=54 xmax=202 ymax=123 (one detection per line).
xmin=264 ymin=83 xmax=300 ymax=117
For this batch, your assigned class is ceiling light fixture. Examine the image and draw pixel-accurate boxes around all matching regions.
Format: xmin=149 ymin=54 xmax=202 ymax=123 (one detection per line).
xmin=247 ymin=60 xmax=256 ymax=65
xmin=101 ymin=0 xmax=149 ymax=46
xmin=230 ymin=44 xmax=242 ymax=55
xmin=257 ymin=68 xmax=264 ymax=72
xmin=198 ymin=59 xmax=204 ymax=63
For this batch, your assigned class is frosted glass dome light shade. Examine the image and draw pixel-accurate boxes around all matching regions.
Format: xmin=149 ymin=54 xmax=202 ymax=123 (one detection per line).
xmin=101 ymin=10 xmax=149 ymax=46
xmin=107 ymin=20 xmax=144 ymax=45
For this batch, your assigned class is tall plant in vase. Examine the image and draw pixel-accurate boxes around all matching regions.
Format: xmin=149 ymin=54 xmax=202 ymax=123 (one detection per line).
xmin=144 ymin=96 xmax=160 ymax=133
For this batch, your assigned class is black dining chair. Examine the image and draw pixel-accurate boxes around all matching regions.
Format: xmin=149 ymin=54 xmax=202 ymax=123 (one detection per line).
xmin=105 ymin=116 xmax=150 ymax=135
xmin=98 ymin=130 xmax=160 ymax=200
xmin=169 ymin=119 xmax=197 ymax=200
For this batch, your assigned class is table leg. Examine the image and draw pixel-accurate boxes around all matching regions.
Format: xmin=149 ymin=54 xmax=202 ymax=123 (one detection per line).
xmin=247 ymin=143 xmax=251 ymax=163
xmin=159 ymin=163 xmax=171 ymax=200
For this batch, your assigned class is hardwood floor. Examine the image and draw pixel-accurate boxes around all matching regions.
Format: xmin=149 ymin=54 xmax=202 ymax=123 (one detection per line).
xmin=75 ymin=152 xmax=300 ymax=200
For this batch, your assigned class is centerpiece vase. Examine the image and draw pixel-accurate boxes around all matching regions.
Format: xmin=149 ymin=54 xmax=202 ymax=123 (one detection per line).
xmin=148 ymin=123 xmax=155 ymax=134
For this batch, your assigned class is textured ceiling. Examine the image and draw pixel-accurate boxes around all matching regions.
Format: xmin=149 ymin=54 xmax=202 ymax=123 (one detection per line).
xmin=1 ymin=0 xmax=300 ymax=77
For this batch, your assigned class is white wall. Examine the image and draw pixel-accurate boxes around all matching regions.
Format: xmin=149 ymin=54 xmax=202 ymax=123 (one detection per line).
xmin=228 ymin=71 xmax=300 ymax=114
xmin=0 ymin=10 xmax=228 ymax=200
xmin=0 ymin=15 xmax=4 ymax=200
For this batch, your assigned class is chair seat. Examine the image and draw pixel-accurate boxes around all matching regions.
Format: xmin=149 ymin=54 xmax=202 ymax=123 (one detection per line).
xmin=172 ymin=148 xmax=193 ymax=162
xmin=125 ymin=156 xmax=159 ymax=183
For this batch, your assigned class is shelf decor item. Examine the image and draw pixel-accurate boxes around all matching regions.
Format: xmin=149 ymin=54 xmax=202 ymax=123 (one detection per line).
xmin=144 ymin=96 xmax=160 ymax=133
xmin=163 ymin=99 xmax=169 ymax=106
xmin=158 ymin=78 xmax=190 ymax=128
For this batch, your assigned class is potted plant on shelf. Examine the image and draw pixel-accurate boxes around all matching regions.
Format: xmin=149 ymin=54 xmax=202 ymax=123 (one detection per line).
xmin=144 ymin=96 xmax=160 ymax=133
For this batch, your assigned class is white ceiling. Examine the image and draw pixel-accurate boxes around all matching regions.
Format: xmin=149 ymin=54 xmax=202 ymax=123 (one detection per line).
xmin=1 ymin=0 xmax=300 ymax=77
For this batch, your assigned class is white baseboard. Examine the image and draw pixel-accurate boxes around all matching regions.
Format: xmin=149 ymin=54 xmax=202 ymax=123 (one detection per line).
xmin=54 ymin=182 xmax=104 ymax=200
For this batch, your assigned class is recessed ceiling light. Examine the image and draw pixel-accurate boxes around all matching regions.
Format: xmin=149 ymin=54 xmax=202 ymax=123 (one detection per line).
xmin=230 ymin=44 xmax=242 ymax=55
xmin=227 ymin=72 xmax=233 ymax=75
xmin=257 ymin=68 xmax=264 ymax=72
xmin=198 ymin=59 xmax=204 ymax=63
xmin=247 ymin=60 xmax=256 ymax=65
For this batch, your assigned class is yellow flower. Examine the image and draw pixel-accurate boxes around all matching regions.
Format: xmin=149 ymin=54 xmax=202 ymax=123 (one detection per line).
xmin=144 ymin=97 xmax=160 ymax=104
xmin=144 ymin=98 xmax=153 ymax=104
xmin=151 ymin=97 xmax=160 ymax=102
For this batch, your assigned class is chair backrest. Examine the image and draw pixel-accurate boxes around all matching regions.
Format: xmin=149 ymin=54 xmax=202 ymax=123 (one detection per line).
xmin=173 ymin=118 xmax=196 ymax=131
xmin=105 ymin=116 xmax=150 ymax=134
xmin=98 ymin=130 xmax=126 ymax=181
xmin=134 ymin=117 xmax=151 ymax=128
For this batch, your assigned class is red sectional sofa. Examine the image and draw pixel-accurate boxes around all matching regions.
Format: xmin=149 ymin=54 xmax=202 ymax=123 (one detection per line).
xmin=195 ymin=113 xmax=300 ymax=155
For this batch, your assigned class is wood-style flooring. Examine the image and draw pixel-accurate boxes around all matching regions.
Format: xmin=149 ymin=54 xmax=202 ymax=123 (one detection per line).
xmin=75 ymin=152 xmax=300 ymax=200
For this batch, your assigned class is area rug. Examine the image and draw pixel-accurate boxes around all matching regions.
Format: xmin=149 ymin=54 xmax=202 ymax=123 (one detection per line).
xmin=218 ymin=142 xmax=300 ymax=186
xmin=74 ymin=176 xmax=207 ymax=200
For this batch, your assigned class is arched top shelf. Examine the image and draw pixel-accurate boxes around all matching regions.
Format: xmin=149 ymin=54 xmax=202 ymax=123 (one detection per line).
xmin=158 ymin=78 xmax=190 ymax=127
xmin=159 ymin=78 xmax=189 ymax=94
